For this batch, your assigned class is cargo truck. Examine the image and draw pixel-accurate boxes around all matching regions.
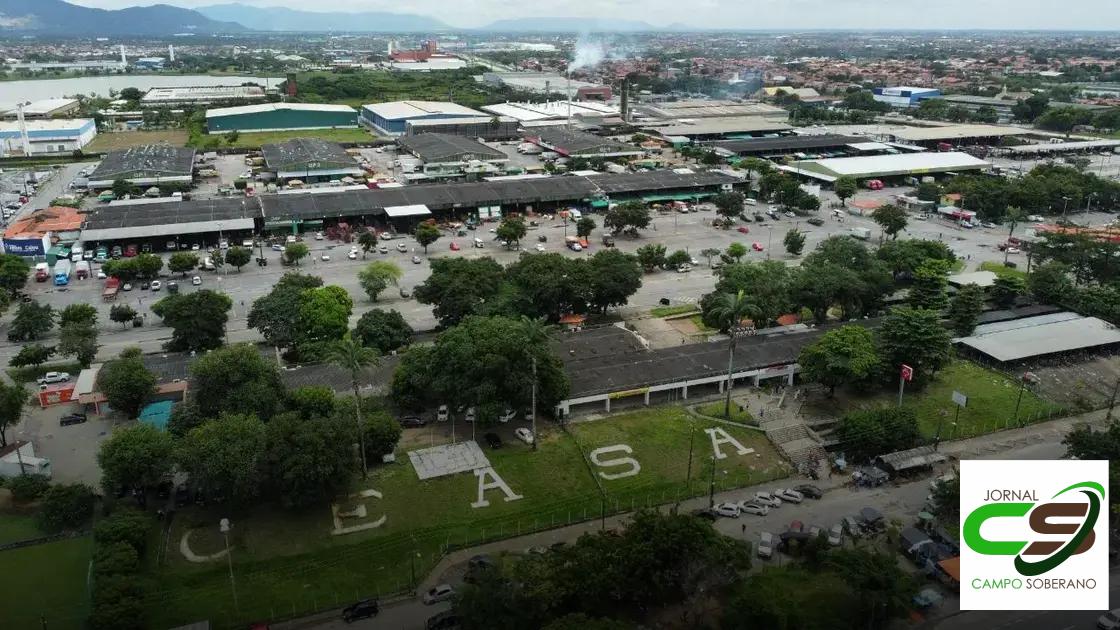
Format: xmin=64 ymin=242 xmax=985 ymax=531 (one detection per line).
xmin=74 ymin=261 xmax=91 ymax=280
xmin=102 ymin=277 xmax=120 ymax=301
xmin=848 ymin=227 xmax=872 ymax=240
xmin=53 ymin=259 xmax=71 ymax=286
xmin=34 ymin=262 xmax=50 ymax=282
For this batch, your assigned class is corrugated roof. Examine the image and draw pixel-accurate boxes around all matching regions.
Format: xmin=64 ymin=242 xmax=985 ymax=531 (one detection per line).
xmin=261 ymin=138 xmax=359 ymax=171
xmin=790 ymin=152 xmax=989 ymax=178
xmin=206 ymin=103 xmax=355 ymax=118
xmin=362 ymin=100 xmax=484 ymax=121
xmin=956 ymin=313 xmax=1120 ymax=362
xmin=890 ymin=124 xmax=1029 ymax=142
xmin=4 ymin=206 xmax=83 ymax=238
xmin=705 ymin=134 xmax=863 ymax=154
xmin=647 ymin=117 xmax=793 ymax=137
xmin=397 ymin=133 xmax=507 ymax=163
xmin=88 ymin=145 xmax=195 ymax=181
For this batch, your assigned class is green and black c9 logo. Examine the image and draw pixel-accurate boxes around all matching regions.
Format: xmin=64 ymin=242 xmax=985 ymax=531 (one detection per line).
xmin=963 ymin=481 xmax=1104 ymax=577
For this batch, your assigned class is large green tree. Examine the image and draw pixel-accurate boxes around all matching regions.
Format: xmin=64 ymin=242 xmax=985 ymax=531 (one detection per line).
xmin=836 ymin=407 xmax=921 ymax=463
xmin=635 ymin=243 xmax=667 ymax=271
xmin=175 ymin=414 xmax=266 ymax=503
xmin=587 ymin=249 xmax=642 ymax=312
xmin=496 ymin=216 xmax=528 ymax=249
xmin=414 ymin=223 xmax=441 ymax=253
xmin=798 ymin=325 xmax=880 ymax=396
xmin=833 ymin=176 xmax=858 ymax=206
xmin=0 ymin=380 xmax=31 ymax=448
xmin=326 ymin=336 xmax=380 ymax=477
xmin=264 ymin=411 xmax=355 ymax=509
xmin=871 ymin=204 xmax=908 ymax=240
xmin=357 ymin=261 xmax=402 ymax=302
xmin=803 ymin=236 xmax=893 ymax=318
xmin=907 ymin=259 xmax=951 ymax=311
xmin=948 ymin=284 xmax=985 ymax=337
xmin=8 ymin=300 xmax=54 ymax=342
xmin=783 ymin=229 xmax=806 ymax=256
xmin=353 ymin=309 xmax=413 ymax=353
xmin=712 ymin=191 xmax=745 ymax=224
xmin=603 ymin=201 xmax=652 ymax=236
xmin=167 ymin=252 xmax=199 ymax=276
xmin=248 ymin=272 xmax=324 ymax=352
xmin=96 ymin=352 xmax=157 ymax=419
xmin=58 ymin=321 xmax=99 ymax=367
xmin=97 ymin=424 xmax=174 ymax=492
xmin=414 ymin=257 xmax=505 ymax=327
xmin=297 ymin=285 xmax=353 ymax=352
xmin=225 ymin=246 xmax=252 ymax=271
xmin=0 ymin=254 xmax=30 ymax=298
xmin=189 ymin=343 xmax=287 ymax=420
xmin=702 ymin=260 xmax=791 ymax=329
xmin=876 ymin=307 xmax=952 ymax=384
xmin=707 ymin=290 xmax=757 ymax=419
xmin=1027 ymin=262 xmax=1073 ymax=305
xmin=991 ymin=275 xmax=1026 ymax=309
xmin=59 ymin=304 xmax=98 ymax=328
xmin=151 ymin=290 xmax=232 ymax=352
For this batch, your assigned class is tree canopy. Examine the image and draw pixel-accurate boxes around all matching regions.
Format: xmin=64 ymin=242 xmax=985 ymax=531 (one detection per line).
xmin=799 ymin=325 xmax=880 ymax=396
xmin=151 ymin=290 xmax=232 ymax=352
xmin=96 ymin=352 xmax=157 ymax=419
xmin=248 ymin=272 xmax=324 ymax=352
xmin=189 ymin=343 xmax=287 ymax=420
xmin=97 ymin=423 xmax=174 ymax=493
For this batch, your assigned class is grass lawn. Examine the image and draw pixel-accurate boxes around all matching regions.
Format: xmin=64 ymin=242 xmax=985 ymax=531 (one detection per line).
xmin=218 ymin=128 xmax=376 ymax=149
xmin=808 ymin=360 xmax=1063 ymax=440
xmin=0 ymin=511 xmax=41 ymax=545
xmin=86 ymin=130 xmax=189 ymax=152
xmin=650 ymin=304 xmax=699 ymax=318
xmin=0 ymin=535 xmax=92 ymax=630
xmin=145 ymin=406 xmax=790 ymax=629
xmin=694 ymin=401 xmax=756 ymax=425
xmin=979 ymin=260 xmax=1028 ymax=282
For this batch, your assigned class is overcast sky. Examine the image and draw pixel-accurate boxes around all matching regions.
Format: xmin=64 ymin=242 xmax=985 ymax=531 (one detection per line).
xmin=67 ymin=0 xmax=1118 ymax=30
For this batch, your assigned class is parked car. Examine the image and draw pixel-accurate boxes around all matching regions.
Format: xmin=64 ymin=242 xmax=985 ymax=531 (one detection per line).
xmin=828 ymin=523 xmax=843 ymax=546
xmin=150 ymin=280 xmax=161 ymax=291
xmin=738 ymin=501 xmax=769 ymax=516
xmin=425 ymin=611 xmax=462 ymax=630
xmin=808 ymin=525 xmax=823 ymax=538
xmin=842 ymin=516 xmax=862 ymax=538
xmin=321 ymin=253 xmax=330 ymax=261
xmin=464 ymin=555 xmax=496 ymax=583
xmin=751 ymin=242 xmax=764 ymax=252
xmin=498 ymin=408 xmax=517 ymax=423
xmin=753 ymin=491 xmax=782 ymax=508
xmin=789 ymin=520 xmax=804 ymax=533
xmin=514 ymin=427 xmax=534 ymax=444
xmin=192 ymin=276 xmax=202 ymax=286
xmin=378 ymin=245 xmax=389 ymax=254
xmin=341 ymin=599 xmax=379 ymax=623
xmin=535 ymin=243 xmax=546 ymax=252
xmin=1027 ymin=214 xmax=1045 ymax=222
xmin=757 ymin=532 xmax=775 ymax=559
xmin=412 ymin=255 xmax=422 ymax=264
xmin=37 ymin=372 xmax=70 ymax=385
xmin=437 ymin=405 xmax=449 ymax=422
xmin=271 ymin=244 xmax=284 ymax=252
xmin=348 ymin=250 xmax=359 ymax=260
xmin=691 ymin=508 xmax=718 ymax=522
xmin=59 ymin=413 xmax=87 ymax=426
xmin=396 ymin=243 xmax=408 ymax=252
xmin=807 ymin=217 xmax=825 ymax=226
xmin=423 ymin=584 xmax=455 ymax=605
xmin=713 ymin=502 xmax=741 ymax=518
xmin=122 ymin=282 xmax=133 ymax=291
xmin=776 ymin=488 xmax=804 ymax=504
xmin=484 ymin=432 xmax=502 ymax=449
xmin=737 ymin=226 xmax=750 ymax=234
xmin=315 ymin=232 xmax=324 ymax=240
xmin=676 ymin=263 xmax=692 ymax=273
xmin=783 ymin=211 xmax=796 ymax=218
xmin=464 ymin=407 xmax=476 ymax=423
xmin=450 ymin=242 xmax=460 ymax=251
xmin=400 ymin=416 xmax=427 ymax=428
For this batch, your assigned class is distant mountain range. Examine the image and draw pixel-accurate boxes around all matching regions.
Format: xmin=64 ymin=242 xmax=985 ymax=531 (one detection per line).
xmin=0 ymin=0 xmax=245 ymax=35
xmin=478 ymin=17 xmax=663 ymax=32
xmin=196 ymin=4 xmax=448 ymax=32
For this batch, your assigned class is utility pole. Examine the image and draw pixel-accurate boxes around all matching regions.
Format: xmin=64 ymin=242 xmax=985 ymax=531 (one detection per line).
xmin=708 ymin=456 xmax=716 ymax=508
xmin=1106 ymin=376 xmax=1120 ymax=423
xmin=530 ymin=356 xmax=538 ymax=452
xmin=220 ymin=518 xmax=240 ymax=614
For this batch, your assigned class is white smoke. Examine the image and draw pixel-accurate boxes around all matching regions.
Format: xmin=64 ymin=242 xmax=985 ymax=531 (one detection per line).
xmin=568 ymin=35 xmax=607 ymax=72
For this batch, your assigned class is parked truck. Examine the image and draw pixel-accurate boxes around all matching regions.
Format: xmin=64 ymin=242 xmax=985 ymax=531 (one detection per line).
xmin=102 ymin=277 xmax=120 ymax=301
xmin=848 ymin=227 xmax=872 ymax=240
xmin=74 ymin=261 xmax=91 ymax=280
xmin=53 ymin=259 xmax=71 ymax=286
xmin=34 ymin=262 xmax=50 ymax=282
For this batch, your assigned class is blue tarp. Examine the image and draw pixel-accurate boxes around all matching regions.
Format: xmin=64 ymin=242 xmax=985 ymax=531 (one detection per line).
xmin=139 ymin=400 xmax=174 ymax=431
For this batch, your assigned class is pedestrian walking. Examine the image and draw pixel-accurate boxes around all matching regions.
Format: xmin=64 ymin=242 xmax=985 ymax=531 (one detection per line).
xmin=741 ymin=523 xmax=746 ymax=534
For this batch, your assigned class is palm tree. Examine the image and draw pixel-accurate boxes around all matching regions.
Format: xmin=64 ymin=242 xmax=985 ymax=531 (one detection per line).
xmin=326 ymin=335 xmax=381 ymax=478
xmin=1003 ymin=205 xmax=1024 ymax=264
xmin=707 ymin=290 xmax=757 ymax=420
xmin=520 ymin=316 xmax=551 ymax=452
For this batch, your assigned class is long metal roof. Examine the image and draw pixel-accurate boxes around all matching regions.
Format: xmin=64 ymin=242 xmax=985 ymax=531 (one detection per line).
xmin=705 ymin=134 xmax=864 ymax=154
xmin=89 ymin=145 xmax=196 ymax=180
xmin=790 ymin=152 xmax=989 ymax=179
xmin=956 ymin=312 xmax=1120 ymax=362
xmin=397 ymin=133 xmax=507 ymax=163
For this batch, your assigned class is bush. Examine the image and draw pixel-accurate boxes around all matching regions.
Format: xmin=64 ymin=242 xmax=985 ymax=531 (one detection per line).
xmin=89 ymin=574 xmax=145 ymax=630
xmin=93 ymin=508 xmax=152 ymax=555
xmin=92 ymin=541 xmax=140 ymax=576
xmin=7 ymin=473 xmax=50 ymax=502
xmin=36 ymin=483 xmax=96 ymax=533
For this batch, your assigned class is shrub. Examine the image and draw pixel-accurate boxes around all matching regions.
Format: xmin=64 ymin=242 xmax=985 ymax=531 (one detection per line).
xmin=93 ymin=508 xmax=152 ymax=555
xmin=7 ymin=473 xmax=50 ymax=502
xmin=36 ymin=483 xmax=96 ymax=533
xmin=92 ymin=541 xmax=140 ymax=576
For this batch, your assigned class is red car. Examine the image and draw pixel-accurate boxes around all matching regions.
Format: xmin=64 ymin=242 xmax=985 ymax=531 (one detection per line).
xmin=752 ymin=242 xmax=764 ymax=251
xmin=449 ymin=242 xmax=460 ymax=251
xmin=737 ymin=226 xmax=750 ymax=234
xmin=124 ymin=244 xmax=139 ymax=257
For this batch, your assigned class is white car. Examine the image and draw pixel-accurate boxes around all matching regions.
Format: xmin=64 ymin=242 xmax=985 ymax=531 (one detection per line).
xmin=219 ymin=240 xmax=229 ymax=249
xmin=757 ymin=532 xmax=775 ymax=559
xmin=239 ymin=170 xmax=253 ymax=179
xmin=347 ymin=250 xmax=358 ymax=260
xmin=1098 ymin=608 xmax=1120 ymax=629
xmin=754 ymin=491 xmax=782 ymax=508
xmin=784 ymin=211 xmax=796 ymax=218
xmin=515 ymin=427 xmax=534 ymax=445
xmin=396 ymin=243 xmax=408 ymax=252
xmin=150 ymin=280 xmax=161 ymax=291
xmin=37 ymin=371 xmax=70 ymax=385
xmin=191 ymin=275 xmax=202 ymax=286
xmin=828 ymin=524 xmax=843 ymax=547
xmin=535 ymin=243 xmax=546 ymax=252
xmin=437 ymin=404 xmax=449 ymax=422
xmin=378 ymin=245 xmax=389 ymax=254
xmin=776 ymin=488 xmax=803 ymax=504
xmin=1006 ymin=247 xmax=1021 ymax=254
xmin=499 ymin=408 xmax=517 ymax=423
xmin=96 ymin=270 xmax=107 ymax=280
xmin=423 ymin=584 xmax=455 ymax=605
xmin=464 ymin=407 xmax=476 ymax=423
xmin=190 ymin=243 xmax=200 ymax=251
xmin=713 ymin=502 xmax=740 ymax=518
xmin=738 ymin=501 xmax=769 ymax=516
xmin=1027 ymin=214 xmax=1045 ymax=222
xmin=676 ymin=263 xmax=692 ymax=273
xmin=314 ymin=232 xmax=324 ymax=240
xmin=320 ymin=253 xmax=330 ymax=261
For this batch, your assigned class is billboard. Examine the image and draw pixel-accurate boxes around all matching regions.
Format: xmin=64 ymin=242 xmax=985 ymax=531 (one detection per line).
xmin=2 ymin=235 xmax=49 ymax=257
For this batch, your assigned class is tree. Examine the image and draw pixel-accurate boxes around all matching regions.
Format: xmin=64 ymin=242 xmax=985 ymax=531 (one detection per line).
xmin=111 ymin=178 xmax=137 ymax=199
xmin=97 ymin=424 xmax=173 ymax=493
xmin=877 ymin=239 xmax=955 ymax=279
xmin=133 ymin=253 xmax=163 ymax=279
xmin=167 ymin=252 xmax=199 ymax=276
xmin=603 ymin=201 xmax=652 ymax=236
xmin=635 ymin=243 xmax=667 ymax=271
xmin=264 ymin=411 xmax=355 ymax=509
xmin=0 ymin=380 xmax=30 ymax=448
xmin=284 ymin=242 xmax=310 ymax=266
xmin=700 ymin=247 xmax=721 ymax=268
xmin=726 ymin=242 xmax=748 ymax=262
xmin=93 ymin=508 xmax=151 ymax=555
xmin=907 ymin=259 xmax=951 ymax=311
xmin=725 ymin=567 xmax=857 ymax=630
xmin=798 ymin=325 xmax=880 ymax=396
xmin=496 ymin=216 xmax=528 ymax=249
xmin=93 ymin=542 xmax=140 ymax=576
xmin=930 ymin=477 xmax=960 ymax=525
xmin=225 ymin=246 xmax=252 ymax=271
xmin=587 ymin=249 xmax=642 ymax=312
xmin=36 ymin=483 xmax=96 ymax=533
xmin=414 ymin=257 xmax=505 ymax=328
xmin=707 ymin=290 xmax=756 ymax=419
xmin=915 ymin=181 xmax=942 ymax=203
xmin=8 ymin=300 xmax=54 ymax=342
xmin=58 ymin=322 xmax=98 ymax=367
xmin=991 ymin=275 xmax=1026 ymax=308
xmin=176 ymin=414 xmax=266 ymax=503
xmin=1012 ymin=93 xmax=1050 ymax=122
xmin=703 ymin=260 xmax=791 ymax=329
xmin=9 ymin=343 xmax=55 ymax=368
xmin=357 ymin=399 xmax=402 ymax=462
xmin=783 ymin=229 xmax=805 ymax=256
xmin=1027 ymin=262 xmax=1073 ymax=304
xmin=326 ymin=336 xmax=380 ymax=477
xmin=391 ymin=316 xmax=569 ymax=415
xmin=948 ymin=284 xmax=985 ymax=336
xmin=824 ymin=548 xmax=918 ymax=629
xmin=105 ymin=304 xmax=137 ymax=331
xmin=1063 ymin=421 xmax=1120 ymax=506
xmin=834 ymin=176 xmax=858 ymax=206
xmin=248 ymin=273 xmax=323 ymax=351
xmin=877 ymin=308 xmax=952 ymax=384
xmin=59 ymin=304 xmax=98 ymax=328
xmin=0 ymin=254 xmax=29 ymax=298
xmin=575 ymin=216 xmax=597 ymax=239
xmin=836 ymin=407 xmax=921 ymax=463
xmin=712 ymin=191 xmax=745 ymax=223
xmin=7 ymin=473 xmax=50 ymax=502
xmin=798 ymin=194 xmax=821 ymax=212
xmin=665 ymin=249 xmax=691 ymax=268
xmin=357 ymin=231 xmax=378 ymax=258
xmin=357 ymin=261 xmax=402 ymax=302
xmin=189 ymin=343 xmax=286 ymax=420
xmin=414 ymin=223 xmax=441 ymax=253
xmin=297 ymin=285 xmax=353 ymax=353
xmin=96 ymin=352 xmax=156 ymax=419
xmin=354 ymin=309 xmax=413 ymax=353
xmin=804 ymin=236 xmax=893 ymax=318
xmin=151 ymin=290 xmax=232 ymax=352
xmin=872 ymin=204 xmax=907 ymax=239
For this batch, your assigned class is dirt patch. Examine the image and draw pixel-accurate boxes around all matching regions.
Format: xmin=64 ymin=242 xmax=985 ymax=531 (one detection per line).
xmin=87 ymin=130 xmax=189 ymax=152
xmin=1018 ymin=354 xmax=1120 ymax=413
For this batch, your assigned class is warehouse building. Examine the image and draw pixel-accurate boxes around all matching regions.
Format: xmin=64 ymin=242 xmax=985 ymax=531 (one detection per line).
xmin=80 ymin=197 xmax=260 ymax=251
xmin=261 ymin=138 xmax=364 ymax=183
xmin=405 ymin=116 xmax=520 ymax=141
xmin=481 ymin=72 xmax=603 ymax=96
xmin=396 ymin=133 xmax=508 ymax=178
xmin=481 ymin=100 xmax=619 ymax=123
xmin=1 ymin=98 xmax=81 ymax=120
xmin=3 ymin=206 xmax=84 ymax=258
xmin=87 ymin=145 xmax=196 ymax=189
xmin=142 ymin=85 xmax=268 ymax=106
xmin=206 ymin=103 xmax=358 ymax=134
xmin=787 ymin=151 xmax=989 ymax=183
xmin=704 ymin=134 xmax=865 ymax=158
xmin=0 ymin=119 xmax=97 ymax=157
xmin=955 ymin=312 xmax=1120 ymax=365
xmin=888 ymin=124 xmax=1029 ymax=148
xmin=637 ymin=99 xmax=788 ymax=120
xmin=359 ymin=101 xmax=487 ymax=136
xmin=872 ymin=86 xmax=941 ymax=108
xmin=935 ymin=95 xmax=1019 ymax=123
xmin=643 ymin=117 xmax=793 ymax=142
xmin=525 ymin=128 xmax=644 ymax=158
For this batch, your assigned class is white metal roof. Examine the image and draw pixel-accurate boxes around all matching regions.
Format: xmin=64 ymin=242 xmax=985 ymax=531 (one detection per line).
xmin=0 ymin=118 xmax=94 ymax=134
xmin=206 ymin=103 xmax=356 ymax=118
xmin=947 ymin=271 xmax=998 ymax=288
xmin=890 ymin=124 xmax=1029 ymax=142
xmin=791 ymin=151 xmax=989 ymax=178
xmin=847 ymin=141 xmax=892 ymax=152
xmin=362 ymin=100 xmax=484 ymax=121
xmin=1007 ymin=139 xmax=1120 ymax=155
xmin=481 ymin=100 xmax=618 ymax=122
xmin=956 ymin=313 xmax=1120 ymax=362
xmin=7 ymin=98 xmax=78 ymax=115
xmin=384 ymin=204 xmax=431 ymax=218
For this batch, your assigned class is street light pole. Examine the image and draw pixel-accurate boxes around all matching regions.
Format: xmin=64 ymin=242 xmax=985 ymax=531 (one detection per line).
xmin=530 ymin=356 xmax=538 ymax=452
xmin=708 ymin=455 xmax=716 ymax=508
xmin=220 ymin=518 xmax=240 ymax=614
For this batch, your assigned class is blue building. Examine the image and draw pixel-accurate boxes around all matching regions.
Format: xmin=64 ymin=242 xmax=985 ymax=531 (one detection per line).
xmin=0 ymin=118 xmax=97 ymax=156
xmin=872 ymin=86 xmax=941 ymax=109
xmin=360 ymin=100 xmax=487 ymax=136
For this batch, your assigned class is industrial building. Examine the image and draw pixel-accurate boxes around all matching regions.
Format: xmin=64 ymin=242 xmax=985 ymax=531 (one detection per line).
xmin=955 ymin=312 xmax=1120 ymax=365
xmin=205 ymin=103 xmax=358 ymax=134
xmin=888 ymin=124 xmax=1030 ymax=148
xmin=1003 ymin=138 xmax=1120 ymax=157
xmin=525 ymin=128 xmax=644 ymax=159
xmin=936 ymin=95 xmax=1019 ymax=123
xmin=637 ymin=99 xmax=788 ymax=120
xmin=643 ymin=117 xmax=793 ymax=142
xmin=0 ymin=119 xmax=98 ymax=157
xmin=360 ymin=101 xmax=487 ymax=136
xmin=872 ymin=87 xmax=941 ymax=108
xmin=80 ymin=197 xmax=259 ymax=248
xmin=481 ymin=72 xmax=604 ymax=97
xmin=396 ymin=134 xmax=508 ymax=178
xmin=141 ymin=85 xmax=268 ymax=106
xmin=787 ymin=151 xmax=990 ymax=183
xmin=705 ymin=134 xmax=865 ymax=158
xmin=481 ymin=101 xmax=619 ymax=123
xmin=2 ymin=206 xmax=84 ymax=258
xmin=405 ymin=116 xmax=520 ymax=141
xmin=261 ymin=138 xmax=364 ymax=183
xmin=0 ymin=98 xmax=81 ymax=120
xmin=87 ymin=145 xmax=196 ymax=189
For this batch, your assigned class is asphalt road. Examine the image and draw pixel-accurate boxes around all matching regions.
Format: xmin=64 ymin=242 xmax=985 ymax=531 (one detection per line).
xmin=931 ymin=573 xmax=1120 ymax=630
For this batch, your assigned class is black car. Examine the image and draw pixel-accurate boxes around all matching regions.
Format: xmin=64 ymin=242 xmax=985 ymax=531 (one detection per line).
xmin=342 ymin=599 xmax=379 ymax=623
xmin=795 ymin=484 xmax=823 ymax=499
xmin=59 ymin=413 xmax=88 ymax=426
xmin=400 ymin=416 xmax=427 ymax=428
xmin=426 ymin=610 xmax=462 ymax=630
xmin=753 ymin=213 xmax=766 ymax=222
xmin=806 ymin=217 xmax=825 ymax=226
xmin=464 ymin=555 xmax=496 ymax=584
xmin=484 ymin=432 xmax=502 ymax=449
xmin=140 ymin=282 xmax=150 ymax=290
xmin=691 ymin=508 xmax=718 ymax=522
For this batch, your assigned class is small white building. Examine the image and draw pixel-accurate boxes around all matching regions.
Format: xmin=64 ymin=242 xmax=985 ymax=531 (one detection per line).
xmin=0 ymin=441 xmax=51 ymax=479
xmin=0 ymin=119 xmax=98 ymax=157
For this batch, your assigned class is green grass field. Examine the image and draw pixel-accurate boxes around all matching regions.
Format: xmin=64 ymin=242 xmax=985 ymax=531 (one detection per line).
xmin=650 ymin=304 xmax=699 ymax=318
xmin=978 ymin=260 xmax=1028 ymax=282
xmin=0 ymin=535 xmax=92 ymax=630
xmin=217 ymin=128 xmax=378 ymax=149
xmin=0 ymin=511 xmax=40 ymax=545
xmin=143 ymin=406 xmax=790 ymax=629
xmin=694 ymin=401 xmax=756 ymax=425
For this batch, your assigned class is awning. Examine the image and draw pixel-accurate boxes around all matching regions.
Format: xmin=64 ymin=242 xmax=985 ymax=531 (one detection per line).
xmin=384 ymin=204 xmax=432 ymax=218
xmin=81 ymin=217 xmax=255 ymax=242
xmin=590 ymin=199 xmax=610 ymax=208
xmin=641 ymin=192 xmax=710 ymax=203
